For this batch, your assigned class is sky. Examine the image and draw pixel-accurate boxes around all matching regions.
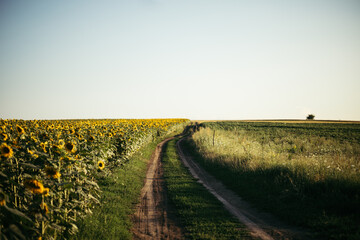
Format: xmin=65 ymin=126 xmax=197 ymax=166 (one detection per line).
xmin=1 ymin=0 xmax=360 ymax=120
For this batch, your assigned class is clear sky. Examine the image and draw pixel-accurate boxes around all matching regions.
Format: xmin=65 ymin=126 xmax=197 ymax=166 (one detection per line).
xmin=1 ymin=0 xmax=359 ymax=120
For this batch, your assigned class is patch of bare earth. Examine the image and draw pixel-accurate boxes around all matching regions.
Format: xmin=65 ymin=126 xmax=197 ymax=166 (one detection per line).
xmin=177 ymin=136 xmax=312 ymax=240
xmin=132 ymin=137 xmax=184 ymax=240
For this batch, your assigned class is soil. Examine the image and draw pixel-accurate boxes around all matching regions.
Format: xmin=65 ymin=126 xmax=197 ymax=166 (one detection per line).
xmin=132 ymin=137 xmax=184 ymax=240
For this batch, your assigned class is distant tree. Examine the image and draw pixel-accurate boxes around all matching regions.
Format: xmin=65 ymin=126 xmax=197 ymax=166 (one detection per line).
xmin=307 ymin=114 xmax=315 ymax=120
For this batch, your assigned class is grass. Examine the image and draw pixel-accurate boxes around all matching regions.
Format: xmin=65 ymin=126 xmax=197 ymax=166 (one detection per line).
xmin=162 ymin=136 xmax=253 ymax=240
xmin=188 ymin=122 xmax=360 ymax=240
xmin=71 ymin=126 xmax=187 ymax=240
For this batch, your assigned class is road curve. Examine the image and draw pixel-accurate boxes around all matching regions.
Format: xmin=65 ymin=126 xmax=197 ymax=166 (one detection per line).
xmin=176 ymin=136 xmax=310 ymax=240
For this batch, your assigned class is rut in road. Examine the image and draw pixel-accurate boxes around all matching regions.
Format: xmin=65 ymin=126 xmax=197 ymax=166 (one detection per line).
xmin=132 ymin=137 xmax=184 ymax=240
xmin=177 ymin=136 xmax=311 ymax=240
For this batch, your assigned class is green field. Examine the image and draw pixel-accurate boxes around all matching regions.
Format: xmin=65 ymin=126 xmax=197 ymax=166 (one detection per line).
xmin=187 ymin=121 xmax=360 ymax=240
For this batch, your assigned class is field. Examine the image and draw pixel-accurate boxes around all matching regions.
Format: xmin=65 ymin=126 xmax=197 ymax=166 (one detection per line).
xmin=2 ymin=119 xmax=359 ymax=240
xmin=0 ymin=118 xmax=188 ymax=240
xmin=188 ymin=121 xmax=360 ymax=239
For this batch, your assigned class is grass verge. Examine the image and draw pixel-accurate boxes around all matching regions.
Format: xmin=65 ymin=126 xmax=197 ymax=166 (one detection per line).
xmin=162 ymin=136 xmax=253 ymax=240
xmin=71 ymin=132 xmax=180 ymax=240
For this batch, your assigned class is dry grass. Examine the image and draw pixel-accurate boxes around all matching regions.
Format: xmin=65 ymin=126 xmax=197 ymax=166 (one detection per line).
xmin=193 ymin=127 xmax=360 ymax=181
xmin=190 ymin=122 xmax=360 ymax=239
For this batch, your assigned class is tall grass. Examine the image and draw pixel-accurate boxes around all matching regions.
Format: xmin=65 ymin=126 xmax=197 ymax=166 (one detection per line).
xmin=189 ymin=122 xmax=360 ymax=240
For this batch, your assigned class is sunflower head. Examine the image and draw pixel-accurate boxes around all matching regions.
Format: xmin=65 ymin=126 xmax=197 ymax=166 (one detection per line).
xmin=65 ymin=142 xmax=76 ymax=153
xmin=40 ymin=202 xmax=49 ymax=215
xmin=0 ymin=143 xmax=13 ymax=158
xmin=0 ymin=192 xmax=6 ymax=206
xmin=88 ymin=135 xmax=95 ymax=142
xmin=27 ymin=149 xmax=39 ymax=159
xmin=58 ymin=139 xmax=65 ymax=148
xmin=16 ymin=125 xmax=25 ymax=135
xmin=0 ymin=133 xmax=8 ymax=141
xmin=40 ymin=142 xmax=47 ymax=153
xmin=98 ymin=160 xmax=105 ymax=170
xmin=44 ymin=167 xmax=61 ymax=179
xmin=43 ymin=188 xmax=50 ymax=196
xmin=24 ymin=179 xmax=44 ymax=194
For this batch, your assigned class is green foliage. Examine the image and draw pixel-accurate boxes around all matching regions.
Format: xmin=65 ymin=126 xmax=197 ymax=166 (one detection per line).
xmin=0 ymin=119 xmax=189 ymax=240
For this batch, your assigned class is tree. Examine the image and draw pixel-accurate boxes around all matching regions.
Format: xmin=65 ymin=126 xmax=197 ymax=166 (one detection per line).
xmin=306 ymin=114 xmax=315 ymax=120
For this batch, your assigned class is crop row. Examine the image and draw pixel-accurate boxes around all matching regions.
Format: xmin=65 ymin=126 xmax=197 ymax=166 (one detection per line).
xmin=0 ymin=118 xmax=188 ymax=240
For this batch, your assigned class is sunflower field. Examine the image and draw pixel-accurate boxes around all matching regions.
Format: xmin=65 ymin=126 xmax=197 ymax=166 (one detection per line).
xmin=0 ymin=118 xmax=188 ymax=240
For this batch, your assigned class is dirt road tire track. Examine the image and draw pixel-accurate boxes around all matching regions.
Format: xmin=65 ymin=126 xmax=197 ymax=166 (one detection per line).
xmin=132 ymin=137 xmax=184 ymax=240
xmin=177 ymin=136 xmax=311 ymax=240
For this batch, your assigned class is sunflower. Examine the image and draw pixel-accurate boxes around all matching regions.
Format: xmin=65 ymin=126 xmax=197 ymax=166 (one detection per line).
xmin=43 ymin=188 xmax=50 ymax=196
xmin=24 ymin=179 xmax=44 ymax=194
xmin=0 ymin=192 xmax=6 ymax=206
xmin=40 ymin=202 xmax=49 ymax=215
xmin=58 ymin=139 xmax=65 ymax=148
xmin=0 ymin=143 xmax=13 ymax=158
xmin=52 ymin=144 xmax=61 ymax=153
xmin=88 ymin=135 xmax=95 ymax=142
xmin=65 ymin=142 xmax=76 ymax=153
xmin=0 ymin=133 xmax=8 ymax=141
xmin=98 ymin=160 xmax=105 ymax=170
xmin=27 ymin=149 xmax=39 ymax=159
xmin=44 ymin=167 xmax=61 ymax=179
xmin=16 ymin=125 xmax=25 ymax=135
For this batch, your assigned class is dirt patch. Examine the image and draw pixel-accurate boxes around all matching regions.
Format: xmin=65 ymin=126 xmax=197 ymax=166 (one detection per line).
xmin=177 ymin=136 xmax=312 ymax=240
xmin=132 ymin=137 xmax=184 ymax=240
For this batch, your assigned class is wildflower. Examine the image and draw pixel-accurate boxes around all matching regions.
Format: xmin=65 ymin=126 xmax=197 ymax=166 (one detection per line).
xmin=88 ymin=135 xmax=95 ymax=142
xmin=0 ymin=143 xmax=13 ymax=158
xmin=65 ymin=142 xmax=76 ymax=153
xmin=24 ymin=179 xmax=44 ymax=194
xmin=98 ymin=160 xmax=105 ymax=170
xmin=16 ymin=125 xmax=25 ymax=135
xmin=44 ymin=167 xmax=61 ymax=179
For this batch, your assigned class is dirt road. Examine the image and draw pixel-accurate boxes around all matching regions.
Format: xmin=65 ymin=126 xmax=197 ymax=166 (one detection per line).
xmin=132 ymin=137 xmax=184 ymax=240
xmin=176 ymin=136 xmax=310 ymax=240
xmin=132 ymin=133 xmax=310 ymax=240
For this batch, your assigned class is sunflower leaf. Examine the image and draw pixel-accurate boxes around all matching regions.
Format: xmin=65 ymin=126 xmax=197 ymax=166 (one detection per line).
xmin=4 ymin=206 xmax=33 ymax=223
xmin=8 ymin=224 xmax=26 ymax=240
xmin=19 ymin=162 xmax=40 ymax=169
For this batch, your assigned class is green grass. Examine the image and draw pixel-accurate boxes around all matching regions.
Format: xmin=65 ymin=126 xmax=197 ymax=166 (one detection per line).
xmin=162 ymin=137 xmax=253 ymax=240
xmin=71 ymin=128 xmax=186 ymax=240
xmin=188 ymin=122 xmax=360 ymax=240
